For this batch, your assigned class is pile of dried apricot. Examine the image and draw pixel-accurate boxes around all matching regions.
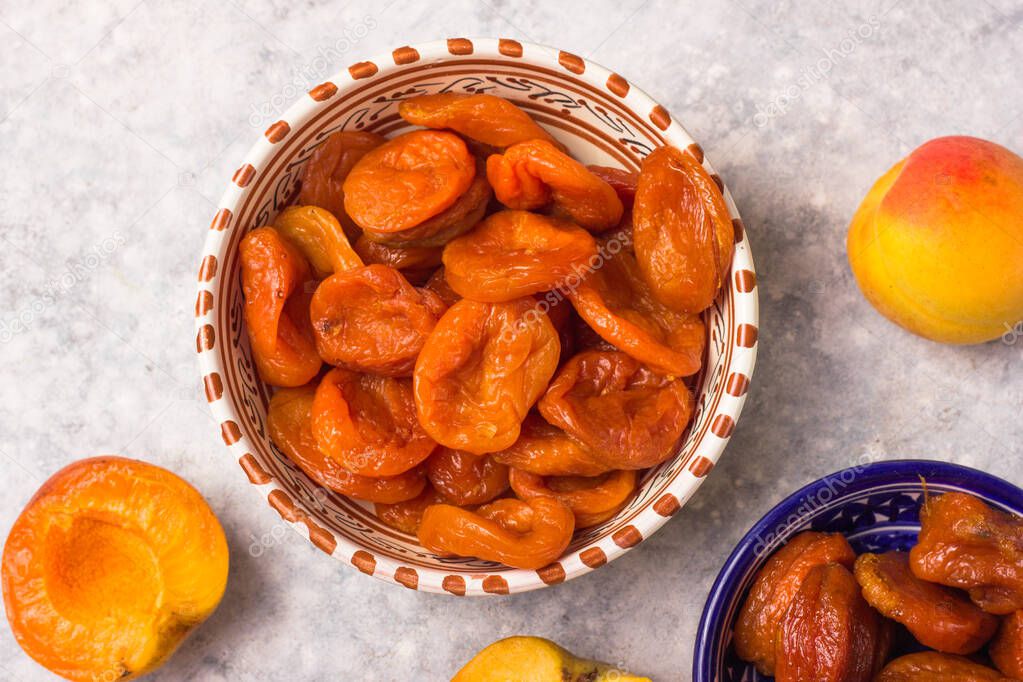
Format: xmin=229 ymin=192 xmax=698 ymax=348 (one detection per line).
xmin=238 ymin=92 xmax=733 ymax=570
xmin=735 ymin=491 xmax=1023 ymax=679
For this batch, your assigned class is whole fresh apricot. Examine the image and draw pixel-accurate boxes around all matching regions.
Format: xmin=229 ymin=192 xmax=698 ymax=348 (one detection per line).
xmin=847 ymin=136 xmax=1023 ymax=344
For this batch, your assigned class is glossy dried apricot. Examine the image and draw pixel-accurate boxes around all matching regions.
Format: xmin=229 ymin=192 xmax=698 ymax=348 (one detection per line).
xmin=990 ymin=610 xmax=1023 ymax=678
xmin=426 ymin=448 xmax=509 ymax=506
xmin=443 ymin=210 xmax=598 ymax=302
xmin=266 ymin=386 xmax=426 ymax=504
xmin=911 ymin=492 xmax=1023 ymax=614
xmin=311 ymin=368 xmax=436 ymax=477
xmin=492 ymin=414 xmax=610 ymax=477
xmin=310 ymin=264 xmax=446 ymax=376
xmin=734 ymin=531 xmax=857 ymax=675
xmin=374 ymin=486 xmax=446 ymax=535
xmin=343 ymin=130 xmax=476 ymax=234
xmin=354 ymin=234 xmax=442 ymax=276
xmin=633 ymin=145 xmax=734 ymax=313
xmin=876 ymin=652 xmax=1010 ymax=681
xmin=297 ymin=130 xmax=386 ymax=237
xmin=509 ymin=468 xmax=635 ymax=528
xmin=239 ymin=227 xmax=322 ymax=387
xmin=423 ymin=267 xmax=461 ymax=307
xmin=854 ymin=550 xmax=998 ymax=654
xmin=587 ymin=165 xmax=638 ymax=210
xmin=538 ymin=349 xmax=693 ymax=469
xmin=775 ymin=563 xmax=889 ymax=682
xmin=274 ymin=205 xmax=363 ymax=278
xmin=398 ymin=93 xmax=557 ymax=148
xmin=417 ymin=497 xmax=574 ymax=569
xmin=360 ymin=168 xmax=491 ymax=248
xmin=486 ymin=139 xmax=624 ymax=232
xmin=568 ymin=248 xmax=705 ymax=377
xmin=413 ymin=298 xmax=561 ymax=454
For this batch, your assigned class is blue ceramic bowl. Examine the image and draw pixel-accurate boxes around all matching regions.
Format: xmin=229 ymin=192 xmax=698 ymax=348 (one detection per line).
xmin=694 ymin=459 xmax=1023 ymax=681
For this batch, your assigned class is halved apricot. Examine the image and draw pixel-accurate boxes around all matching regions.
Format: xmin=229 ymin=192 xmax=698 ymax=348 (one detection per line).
xmin=2 ymin=457 xmax=229 ymax=681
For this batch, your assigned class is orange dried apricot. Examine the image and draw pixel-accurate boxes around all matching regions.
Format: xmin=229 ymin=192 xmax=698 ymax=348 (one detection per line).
xmin=538 ymin=349 xmax=694 ymax=469
xmin=486 ymin=139 xmax=624 ymax=232
xmin=443 ymin=210 xmax=598 ymax=302
xmin=911 ymin=492 xmax=1023 ymax=614
xmin=633 ymin=145 xmax=734 ymax=313
xmin=491 ymin=414 xmax=610 ymax=477
xmin=876 ymin=652 xmax=1010 ymax=681
xmin=587 ymin=164 xmax=638 ymax=210
xmin=734 ymin=531 xmax=857 ymax=675
xmin=426 ymin=448 xmax=509 ymax=506
xmin=274 ymin=205 xmax=363 ymax=278
xmin=374 ymin=486 xmax=446 ymax=535
xmin=568 ymin=248 xmax=705 ymax=377
xmin=418 ymin=497 xmax=575 ymax=569
xmin=239 ymin=227 xmax=321 ymax=387
xmin=854 ymin=550 xmax=998 ymax=654
xmin=343 ymin=130 xmax=476 ymax=233
xmin=267 ymin=385 xmax=426 ymax=503
xmin=509 ymin=468 xmax=636 ymax=528
xmin=991 ymin=610 xmax=1023 ymax=678
xmin=310 ymin=264 xmax=446 ymax=376
xmin=297 ymin=130 xmax=386 ymax=237
xmin=311 ymin=368 xmax=436 ymax=477
xmin=423 ymin=267 xmax=461 ymax=307
xmin=413 ymin=298 xmax=561 ymax=454
xmin=398 ymin=93 xmax=557 ymax=148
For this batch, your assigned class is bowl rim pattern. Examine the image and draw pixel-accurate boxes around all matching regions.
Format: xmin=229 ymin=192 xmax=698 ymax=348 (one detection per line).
xmin=195 ymin=37 xmax=759 ymax=595
xmin=693 ymin=458 xmax=1023 ymax=680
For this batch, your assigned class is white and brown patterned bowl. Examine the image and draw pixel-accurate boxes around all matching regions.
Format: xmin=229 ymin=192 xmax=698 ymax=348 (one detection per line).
xmin=195 ymin=38 xmax=759 ymax=595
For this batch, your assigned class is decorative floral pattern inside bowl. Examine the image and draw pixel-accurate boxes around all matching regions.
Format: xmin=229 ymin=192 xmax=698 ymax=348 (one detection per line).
xmin=195 ymin=37 xmax=758 ymax=595
xmin=694 ymin=459 xmax=1023 ymax=680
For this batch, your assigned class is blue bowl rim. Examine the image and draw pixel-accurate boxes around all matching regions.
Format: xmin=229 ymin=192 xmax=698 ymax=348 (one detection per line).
xmin=693 ymin=458 xmax=1023 ymax=681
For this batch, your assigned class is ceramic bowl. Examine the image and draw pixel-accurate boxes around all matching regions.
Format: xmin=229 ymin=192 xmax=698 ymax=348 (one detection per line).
xmin=694 ymin=459 xmax=1023 ymax=680
xmin=195 ymin=37 xmax=758 ymax=595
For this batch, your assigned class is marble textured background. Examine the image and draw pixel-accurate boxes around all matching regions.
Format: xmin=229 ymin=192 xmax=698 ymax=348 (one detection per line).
xmin=1 ymin=1 xmax=1021 ymax=680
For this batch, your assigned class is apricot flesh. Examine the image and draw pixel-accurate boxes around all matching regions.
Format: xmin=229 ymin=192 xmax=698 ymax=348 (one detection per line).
xmin=2 ymin=456 xmax=229 ymax=681
xmin=847 ymin=135 xmax=1023 ymax=344
xmin=452 ymin=636 xmax=651 ymax=682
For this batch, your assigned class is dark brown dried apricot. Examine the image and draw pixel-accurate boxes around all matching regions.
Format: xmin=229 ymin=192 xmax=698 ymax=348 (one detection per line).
xmin=413 ymin=298 xmax=560 ymax=454
xmin=310 ymin=264 xmax=446 ymax=376
xmin=398 ymin=93 xmax=557 ymax=148
xmin=587 ymin=165 xmax=638 ymax=210
xmin=633 ymin=145 xmax=734 ymax=313
xmin=491 ymin=414 xmax=610 ymax=477
xmin=426 ymin=448 xmax=509 ymax=506
xmin=734 ymin=531 xmax=857 ymax=675
xmin=538 ymin=350 xmax=693 ymax=469
xmin=911 ymin=492 xmax=1023 ymax=615
xmin=876 ymin=652 xmax=1010 ymax=681
xmin=297 ymin=130 xmax=386 ymax=237
xmin=353 ymin=234 xmax=443 ymax=277
xmin=423 ymin=267 xmax=461 ymax=308
xmin=443 ymin=210 xmax=598 ymax=302
xmin=854 ymin=550 xmax=998 ymax=654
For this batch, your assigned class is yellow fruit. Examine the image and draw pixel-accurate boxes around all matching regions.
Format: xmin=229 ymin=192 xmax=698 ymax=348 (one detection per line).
xmin=452 ymin=636 xmax=652 ymax=682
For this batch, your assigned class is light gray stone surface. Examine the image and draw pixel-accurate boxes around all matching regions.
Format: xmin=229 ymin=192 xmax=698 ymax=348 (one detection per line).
xmin=1 ymin=1 xmax=1021 ymax=680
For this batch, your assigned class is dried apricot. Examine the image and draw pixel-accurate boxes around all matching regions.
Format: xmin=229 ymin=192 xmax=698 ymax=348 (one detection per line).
xmin=775 ymin=563 xmax=889 ymax=682
xmin=398 ymin=93 xmax=557 ymax=148
xmin=374 ymin=486 xmax=446 ymax=535
xmin=539 ymin=349 xmax=693 ymax=469
xmin=587 ymin=165 xmax=638 ymax=210
xmin=274 ymin=205 xmax=363 ymax=278
xmin=876 ymin=652 xmax=1010 ymax=681
xmin=487 ymin=139 xmax=624 ymax=232
xmin=239 ymin=227 xmax=321 ymax=387
xmin=492 ymin=414 xmax=610 ymax=477
xmin=310 ymin=264 xmax=446 ymax=376
xmin=991 ymin=610 xmax=1023 ymax=678
xmin=343 ymin=130 xmax=476 ymax=233
xmin=427 ymin=448 xmax=509 ymax=506
xmin=734 ymin=531 xmax=857 ymax=675
xmin=423 ymin=267 xmax=461 ymax=307
xmin=443 ymin=210 xmax=598 ymax=302
xmin=413 ymin=298 xmax=561 ymax=454
xmin=568 ymin=249 xmax=705 ymax=377
xmin=297 ymin=130 xmax=386 ymax=237
xmin=633 ymin=145 xmax=734 ymax=313
xmin=311 ymin=368 xmax=436 ymax=477
xmin=266 ymin=386 xmax=426 ymax=504
xmin=417 ymin=497 xmax=574 ymax=569
xmin=854 ymin=551 xmax=998 ymax=654
xmin=360 ymin=168 xmax=491 ymax=248
xmin=354 ymin=234 xmax=443 ymax=278
xmin=911 ymin=492 xmax=1023 ymax=614
xmin=509 ymin=468 xmax=636 ymax=528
